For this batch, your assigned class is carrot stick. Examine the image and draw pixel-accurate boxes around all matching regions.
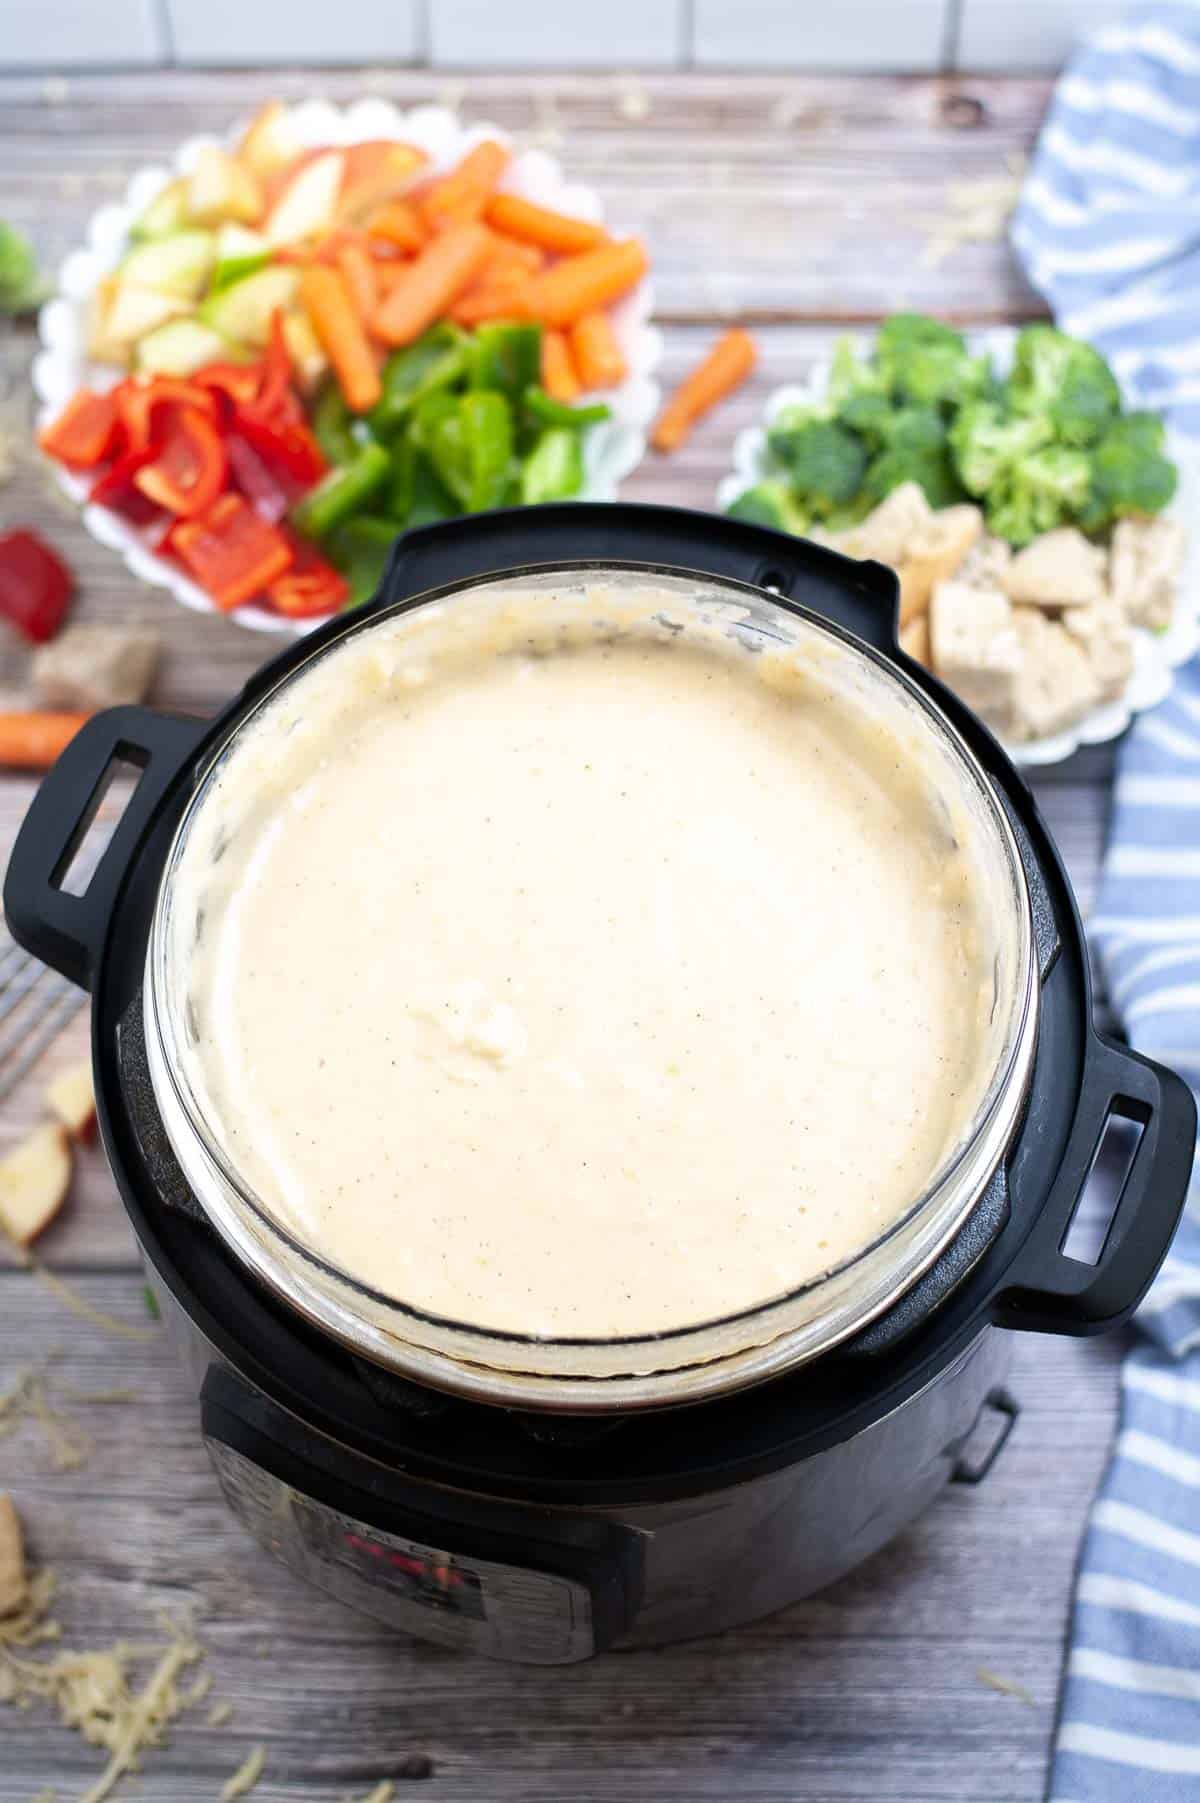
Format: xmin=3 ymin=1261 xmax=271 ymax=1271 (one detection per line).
xmin=569 ymin=311 xmax=627 ymax=390
xmin=448 ymin=278 xmax=533 ymax=327
xmin=0 ymin=713 xmax=91 ymax=770
xmin=482 ymin=235 xmax=545 ymax=277
xmin=374 ymin=261 xmax=410 ymax=297
xmin=651 ymin=327 xmax=758 ymax=454
xmin=526 ymin=239 xmax=648 ymax=329
xmin=373 ymin=222 xmax=494 ymax=344
xmin=335 ymin=239 xmax=377 ymax=322
xmin=541 ymin=330 xmax=581 ymax=403
xmin=299 ymin=264 xmax=382 ymax=413
xmin=484 ymin=193 xmax=607 ymax=257
xmin=420 ymin=140 xmax=510 ymax=231
xmin=366 ymin=199 xmax=427 ymax=254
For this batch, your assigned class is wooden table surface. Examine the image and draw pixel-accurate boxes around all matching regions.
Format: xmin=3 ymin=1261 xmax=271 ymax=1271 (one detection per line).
xmin=0 ymin=69 xmax=1126 ymax=1803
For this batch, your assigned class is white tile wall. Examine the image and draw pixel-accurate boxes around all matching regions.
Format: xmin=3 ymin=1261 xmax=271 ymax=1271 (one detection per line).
xmin=429 ymin=0 xmax=685 ymax=65
xmin=693 ymin=0 xmax=947 ymax=71
xmin=957 ymin=0 xmax=1127 ymax=72
xmin=0 ymin=0 xmax=1153 ymax=73
xmin=4 ymin=0 xmax=165 ymax=66
xmin=167 ymin=0 xmax=421 ymax=64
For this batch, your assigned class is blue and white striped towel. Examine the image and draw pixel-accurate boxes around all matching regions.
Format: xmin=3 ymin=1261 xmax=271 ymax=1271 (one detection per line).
xmin=1011 ymin=8 xmax=1200 ymax=1796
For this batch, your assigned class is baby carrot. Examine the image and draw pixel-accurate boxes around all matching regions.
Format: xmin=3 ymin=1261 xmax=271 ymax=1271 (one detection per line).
xmin=299 ymin=264 xmax=382 ymax=414
xmin=484 ymin=193 xmax=607 ymax=256
xmin=526 ymin=239 xmax=648 ymax=329
xmin=541 ymin=329 xmax=581 ymax=402
xmin=335 ymin=239 xmax=378 ymax=322
xmin=0 ymin=712 xmax=91 ymax=769
xmin=366 ymin=199 xmax=427 ymax=254
xmin=483 ymin=235 xmax=545 ymax=278
xmin=570 ymin=311 xmax=627 ymax=390
xmin=421 ymin=140 xmax=510 ymax=230
xmin=449 ymin=275 xmax=533 ymax=327
xmin=651 ymin=327 xmax=757 ymax=453
xmin=373 ymin=222 xmax=493 ymax=345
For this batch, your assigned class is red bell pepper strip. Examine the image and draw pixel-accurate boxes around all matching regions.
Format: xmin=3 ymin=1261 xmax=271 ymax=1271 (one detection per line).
xmin=171 ymin=493 xmax=293 ymax=611
xmin=267 ymin=534 xmax=348 ymax=616
xmin=234 ymin=410 xmax=326 ymax=488
xmin=0 ymin=529 xmax=74 ymax=643
xmin=192 ymin=355 xmax=263 ymax=409
xmin=226 ymin=431 xmax=290 ymax=523
xmin=89 ymin=443 xmax=164 ymax=525
xmin=133 ymin=406 xmax=228 ymax=518
xmin=38 ymin=389 xmax=122 ymax=469
xmin=253 ymin=311 xmax=294 ymax=423
xmin=117 ymin=377 xmax=217 ymax=453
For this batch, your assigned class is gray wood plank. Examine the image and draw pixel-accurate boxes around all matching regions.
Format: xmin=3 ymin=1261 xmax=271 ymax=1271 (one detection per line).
xmin=0 ymin=70 xmax=1050 ymax=323
xmin=0 ymin=1272 xmax=1124 ymax=1803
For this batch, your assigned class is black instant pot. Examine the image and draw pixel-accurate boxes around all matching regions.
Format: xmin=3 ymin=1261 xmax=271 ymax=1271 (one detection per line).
xmin=5 ymin=506 xmax=1193 ymax=1662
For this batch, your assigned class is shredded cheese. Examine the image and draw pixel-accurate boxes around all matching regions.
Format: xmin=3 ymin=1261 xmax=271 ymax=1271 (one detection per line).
xmin=30 ymin=1262 xmax=158 ymax=1342
xmin=976 ymin=1665 xmax=1035 ymax=1705
xmin=0 ymin=1367 xmax=90 ymax=1472
xmin=919 ymin=154 xmax=1026 ymax=268
xmin=207 ymin=1698 xmax=234 ymax=1728
xmin=221 ymin=1744 xmax=266 ymax=1800
xmin=0 ymin=1545 xmax=205 ymax=1803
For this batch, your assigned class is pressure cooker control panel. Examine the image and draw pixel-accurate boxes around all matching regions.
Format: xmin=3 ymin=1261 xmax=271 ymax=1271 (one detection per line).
xmin=200 ymin=1367 xmax=639 ymax=1664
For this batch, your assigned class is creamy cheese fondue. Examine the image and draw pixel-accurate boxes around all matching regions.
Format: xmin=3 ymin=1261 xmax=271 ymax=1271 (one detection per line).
xmin=169 ymin=583 xmax=998 ymax=1339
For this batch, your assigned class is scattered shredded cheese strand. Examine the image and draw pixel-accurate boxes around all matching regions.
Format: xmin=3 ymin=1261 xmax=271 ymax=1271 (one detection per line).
xmin=29 ymin=1262 xmax=158 ymax=1342
xmin=207 ymin=1697 xmax=234 ymax=1728
xmin=221 ymin=1743 xmax=266 ymax=1800
xmin=976 ymin=1665 xmax=1034 ymax=1705
xmin=0 ymin=1367 xmax=91 ymax=1471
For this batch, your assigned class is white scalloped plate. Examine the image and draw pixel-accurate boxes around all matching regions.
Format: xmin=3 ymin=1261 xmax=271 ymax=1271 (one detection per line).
xmin=33 ymin=99 xmax=662 ymax=636
xmin=716 ymin=327 xmax=1200 ymax=766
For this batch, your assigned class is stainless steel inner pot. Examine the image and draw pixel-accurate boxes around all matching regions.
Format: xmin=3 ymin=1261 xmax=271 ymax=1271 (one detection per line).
xmin=143 ymin=564 xmax=1039 ymax=1411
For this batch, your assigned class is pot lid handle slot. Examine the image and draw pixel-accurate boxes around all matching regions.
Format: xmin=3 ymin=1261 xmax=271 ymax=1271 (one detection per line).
xmin=993 ymin=1037 xmax=1195 ymax=1336
xmin=382 ymin=503 xmax=903 ymax=656
xmin=3 ymin=707 xmax=205 ymax=993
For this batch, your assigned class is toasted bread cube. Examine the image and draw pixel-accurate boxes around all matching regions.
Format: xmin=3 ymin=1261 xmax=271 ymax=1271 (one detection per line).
xmin=1003 ymin=528 xmax=1106 ymax=608
xmin=930 ymin=580 xmax=1022 ymax=725
xmin=1063 ymin=600 xmax=1135 ymax=700
xmin=896 ymin=503 xmax=983 ymax=625
xmin=958 ymin=533 xmax=1012 ymax=589
xmin=0 ymin=1494 xmax=26 ymax=1618
xmin=1110 ymin=515 xmax=1186 ymax=630
xmin=33 ymin=624 xmax=160 ymax=713
xmin=840 ymin=481 xmax=932 ymax=568
xmin=899 ymin=613 xmax=931 ymax=666
xmin=1010 ymin=607 xmax=1103 ymax=739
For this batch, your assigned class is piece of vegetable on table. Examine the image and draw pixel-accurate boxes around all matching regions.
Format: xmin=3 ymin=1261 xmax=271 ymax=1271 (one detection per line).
xmin=0 ymin=530 xmax=74 ymax=644
xmin=0 ymin=1121 xmax=72 ymax=1247
xmin=0 ymin=220 xmax=47 ymax=315
xmin=653 ymin=327 xmax=757 ymax=453
xmin=0 ymin=712 xmax=92 ymax=769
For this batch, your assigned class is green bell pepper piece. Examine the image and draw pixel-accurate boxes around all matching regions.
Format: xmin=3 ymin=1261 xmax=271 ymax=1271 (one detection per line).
xmin=312 ymin=381 xmax=357 ymax=466
xmin=326 ymin=514 xmax=404 ymax=610
xmin=520 ymin=427 xmax=583 ymax=505
xmin=408 ymin=388 xmax=461 ymax=457
xmin=467 ymin=323 xmax=543 ymax=400
xmin=290 ymin=441 xmax=391 ymax=540
xmin=388 ymin=437 xmax=457 ymax=525
xmin=523 ymin=385 xmax=611 ymax=430
xmin=429 ymin=391 xmax=514 ymax=513
xmin=369 ymin=324 xmax=468 ymax=439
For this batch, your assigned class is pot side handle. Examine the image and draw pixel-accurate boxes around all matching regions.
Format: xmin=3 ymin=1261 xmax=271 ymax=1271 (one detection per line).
xmin=994 ymin=1035 xmax=1195 ymax=1336
xmin=3 ymin=706 xmax=206 ymax=994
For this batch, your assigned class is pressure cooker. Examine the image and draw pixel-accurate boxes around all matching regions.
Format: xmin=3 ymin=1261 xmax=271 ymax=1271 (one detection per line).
xmin=5 ymin=505 xmax=1193 ymax=1663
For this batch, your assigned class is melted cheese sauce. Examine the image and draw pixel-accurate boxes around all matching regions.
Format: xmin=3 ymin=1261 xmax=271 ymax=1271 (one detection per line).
xmin=171 ymin=592 xmax=996 ymax=1338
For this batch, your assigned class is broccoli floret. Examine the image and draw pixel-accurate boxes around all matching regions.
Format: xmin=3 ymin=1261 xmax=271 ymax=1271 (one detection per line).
xmin=874 ymin=312 xmax=991 ymax=408
xmin=726 ymin=481 xmax=809 ymax=534
xmin=766 ymin=414 xmax=868 ymax=516
xmin=949 ymin=400 xmax=1051 ymax=496
xmin=878 ymin=405 xmax=947 ymax=457
xmin=1077 ymin=413 xmax=1178 ymax=531
xmin=1009 ymin=324 xmax=1121 ymax=446
xmin=863 ymin=445 xmax=964 ymax=511
xmin=825 ymin=337 xmax=893 ymax=444
xmin=984 ymin=445 xmax=1092 ymax=546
